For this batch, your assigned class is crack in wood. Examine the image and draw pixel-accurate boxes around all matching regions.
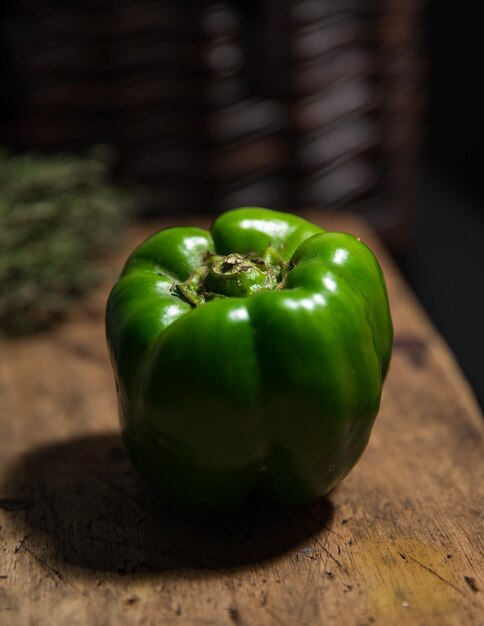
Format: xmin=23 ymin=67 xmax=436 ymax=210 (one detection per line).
xmin=315 ymin=539 xmax=348 ymax=575
xmin=23 ymin=544 xmax=66 ymax=586
xmin=406 ymin=554 xmax=465 ymax=596
xmin=464 ymin=576 xmax=479 ymax=593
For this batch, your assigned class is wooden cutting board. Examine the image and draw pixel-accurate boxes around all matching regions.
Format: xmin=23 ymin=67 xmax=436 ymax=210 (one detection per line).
xmin=0 ymin=212 xmax=482 ymax=626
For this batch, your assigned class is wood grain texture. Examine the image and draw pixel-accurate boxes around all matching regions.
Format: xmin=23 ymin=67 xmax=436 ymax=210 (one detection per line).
xmin=0 ymin=212 xmax=482 ymax=626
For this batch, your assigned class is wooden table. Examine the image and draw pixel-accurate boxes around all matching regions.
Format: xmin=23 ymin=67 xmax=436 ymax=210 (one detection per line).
xmin=1 ymin=213 xmax=482 ymax=626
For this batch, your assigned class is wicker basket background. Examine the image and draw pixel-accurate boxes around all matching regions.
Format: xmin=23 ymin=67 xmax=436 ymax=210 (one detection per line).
xmin=0 ymin=0 xmax=423 ymax=249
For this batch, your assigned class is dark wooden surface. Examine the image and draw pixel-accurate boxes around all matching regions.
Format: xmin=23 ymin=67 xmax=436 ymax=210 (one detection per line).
xmin=0 ymin=212 xmax=482 ymax=625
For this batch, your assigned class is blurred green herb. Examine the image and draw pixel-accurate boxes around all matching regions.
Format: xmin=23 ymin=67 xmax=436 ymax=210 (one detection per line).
xmin=0 ymin=146 xmax=131 ymax=334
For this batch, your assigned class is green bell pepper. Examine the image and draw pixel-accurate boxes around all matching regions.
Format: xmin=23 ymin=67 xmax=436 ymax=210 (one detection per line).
xmin=106 ymin=207 xmax=392 ymax=514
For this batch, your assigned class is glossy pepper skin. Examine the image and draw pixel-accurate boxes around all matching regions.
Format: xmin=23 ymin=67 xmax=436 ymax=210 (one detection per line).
xmin=106 ymin=208 xmax=393 ymax=514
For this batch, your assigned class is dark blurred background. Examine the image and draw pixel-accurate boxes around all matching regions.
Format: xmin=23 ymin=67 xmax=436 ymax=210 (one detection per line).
xmin=400 ymin=0 xmax=483 ymax=409
xmin=1 ymin=0 xmax=482 ymax=406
